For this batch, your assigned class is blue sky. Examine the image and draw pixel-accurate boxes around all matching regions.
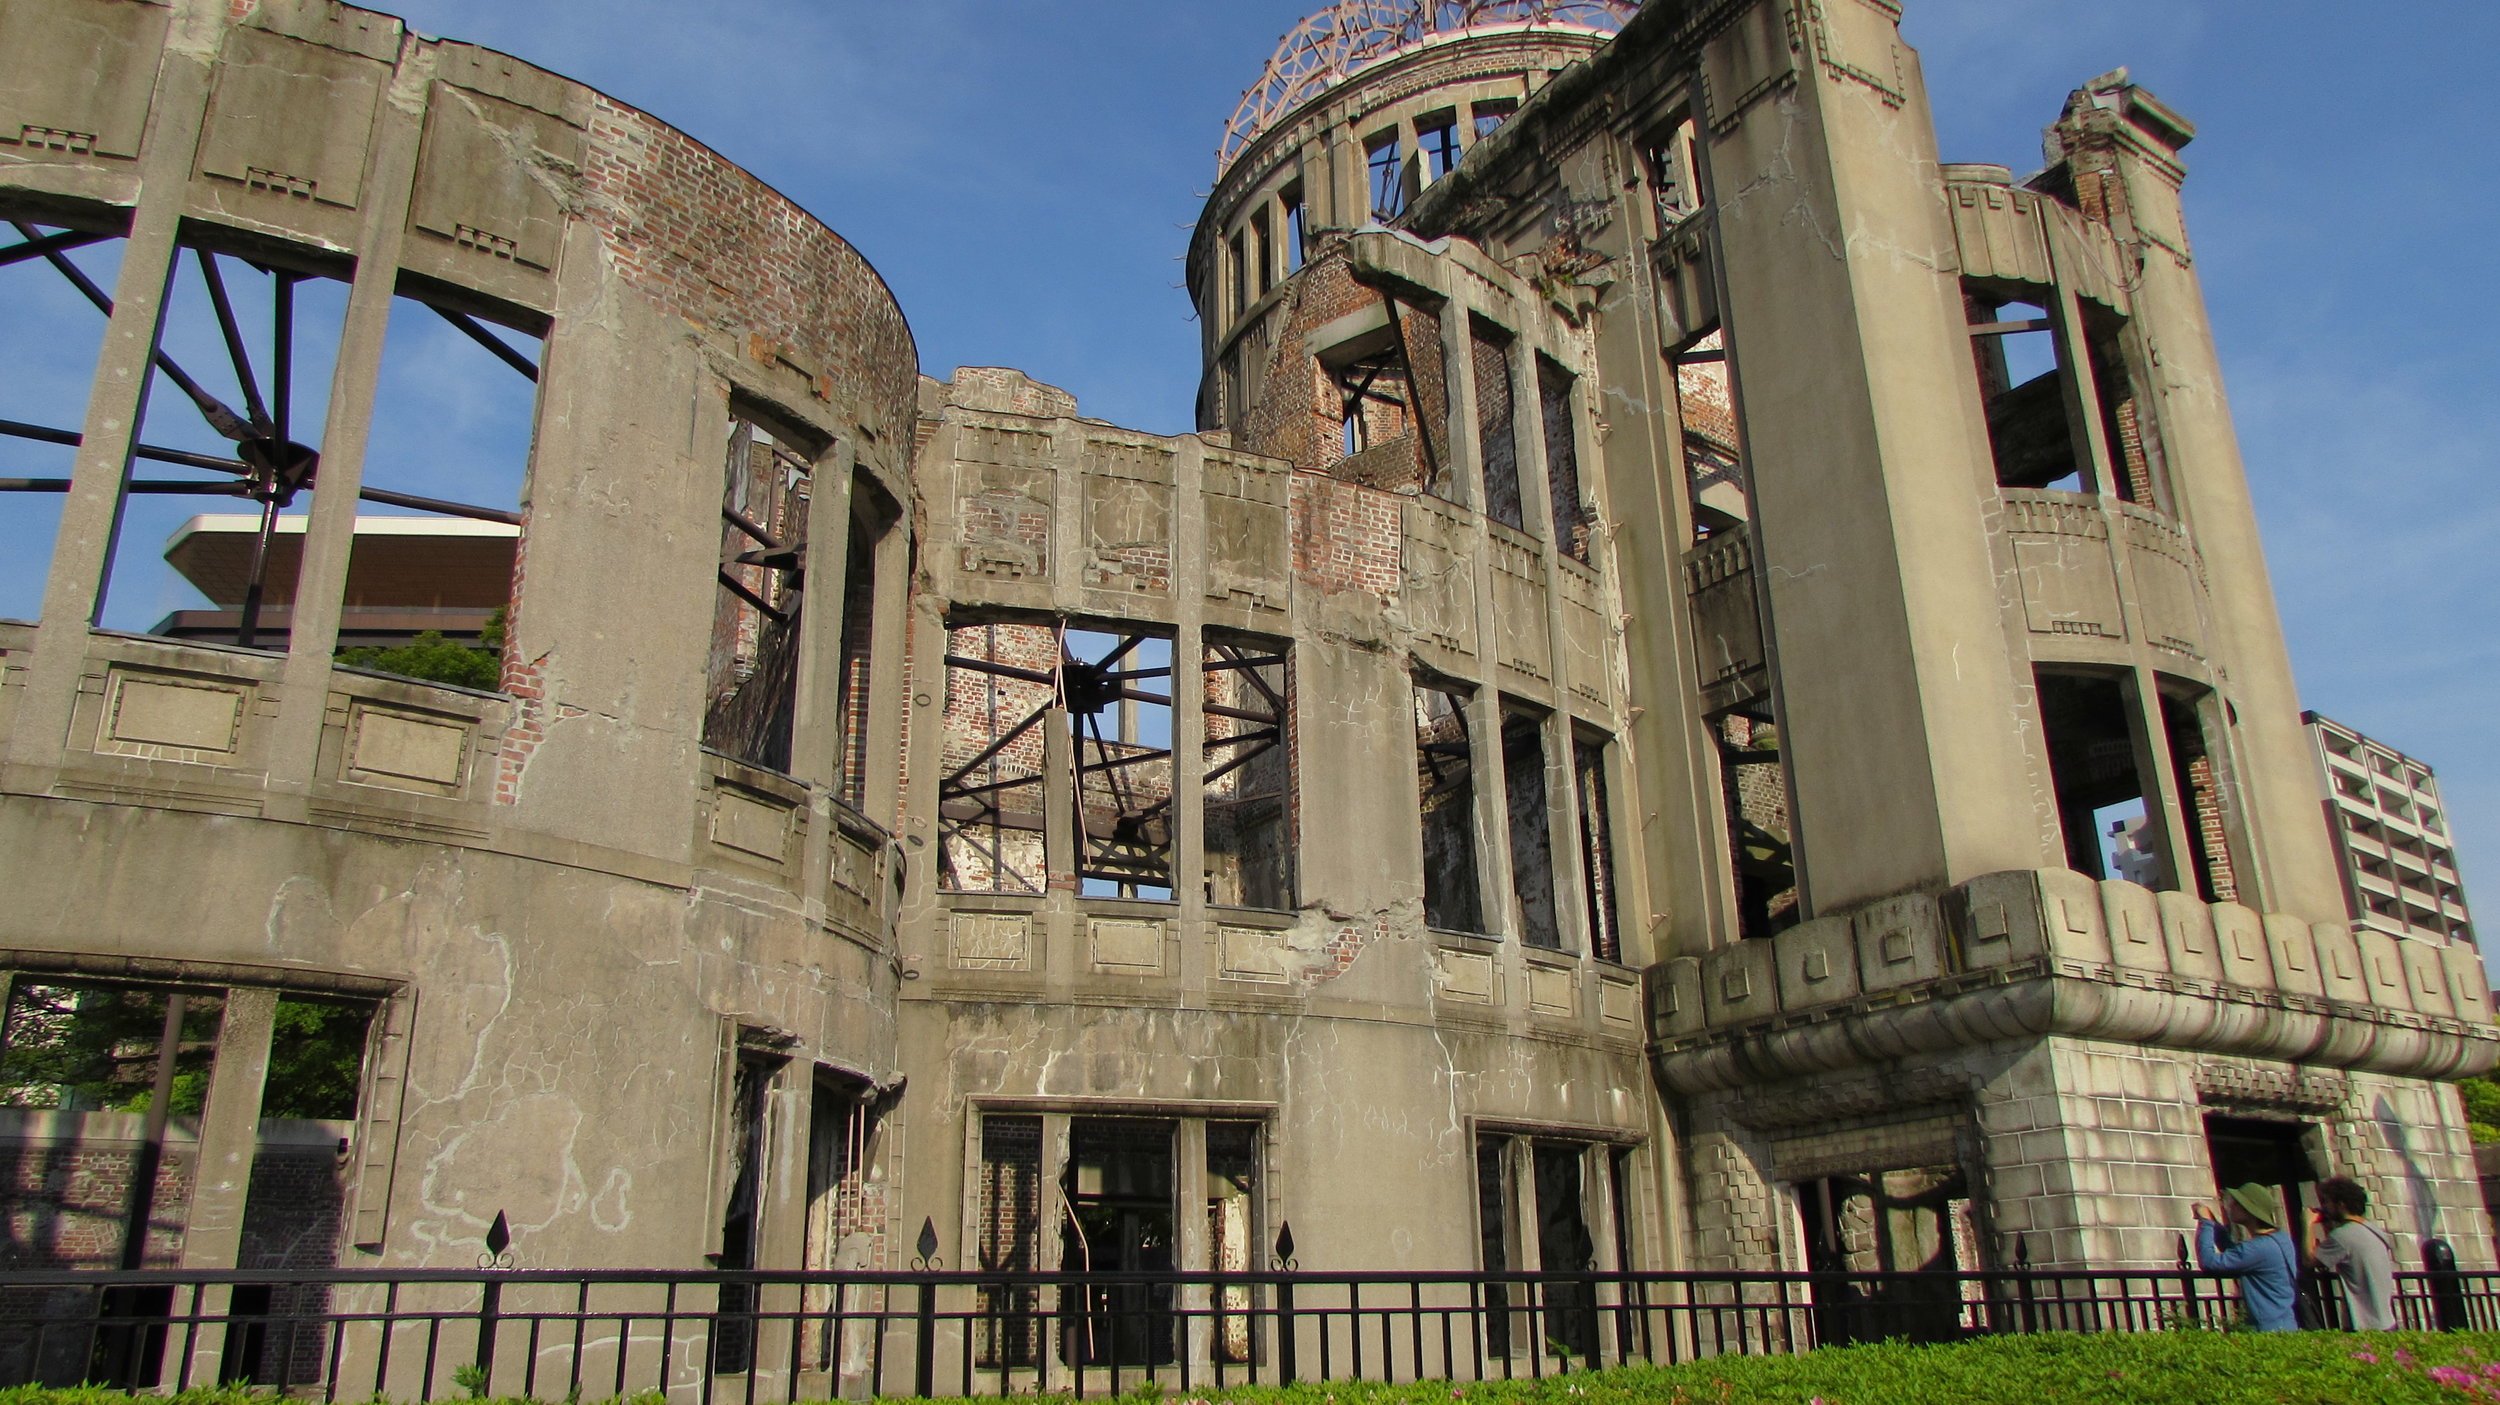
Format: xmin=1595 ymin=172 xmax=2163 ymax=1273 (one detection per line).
xmin=6 ymin=1 xmax=2492 ymax=928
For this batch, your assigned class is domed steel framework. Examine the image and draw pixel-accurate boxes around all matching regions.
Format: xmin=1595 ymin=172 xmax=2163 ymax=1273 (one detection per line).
xmin=1217 ymin=0 xmax=1637 ymax=174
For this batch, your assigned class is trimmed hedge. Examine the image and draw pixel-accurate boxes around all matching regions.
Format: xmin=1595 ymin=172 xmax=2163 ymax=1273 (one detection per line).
xmin=4 ymin=1332 xmax=2499 ymax=1405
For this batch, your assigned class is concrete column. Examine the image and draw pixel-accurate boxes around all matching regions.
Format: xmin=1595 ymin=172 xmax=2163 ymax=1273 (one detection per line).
xmin=1698 ymin=6 xmax=2053 ymax=909
xmin=1170 ymin=437 xmax=1208 ymax=997
xmin=3 ymin=13 xmax=212 ymax=783
xmin=263 ymin=40 xmax=431 ymax=811
xmin=1175 ymin=1118 xmax=1211 ymax=1372
xmin=790 ymin=440 xmax=859 ymax=793
xmin=176 ymin=986 xmax=277 ymax=1383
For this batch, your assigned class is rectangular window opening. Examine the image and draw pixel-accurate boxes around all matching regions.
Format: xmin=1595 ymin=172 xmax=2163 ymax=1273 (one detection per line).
xmin=2082 ymin=301 xmax=2155 ymax=506
xmin=0 ymin=222 xmax=127 ymax=625
xmin=1475 ymin=1135 xmax=1515 ymax=1356
xmin=1204 ymin=636 xmax=1295 ymax=909
xmin=1539 ymin=356 xmax=1590 ymax=562
xmin=835 ymin=485 xmax=894 ymax=810
xmin=1798 ymin=1165 xmax=1977 ymax=1342
xmin=1502 ymin=707 xmax=1561 ymax=950
xmin=1229 ymin=229 xmax=1249 ymax=321
xmin=1643 ymin=117 xmax=1703 ymax=232
xmin=1716 ymin=706 xmax=1797 ymax=940
xmin=1534 ymin=1144 xmax=1599 ymax=1358
xmin=711 ymin=1047 xmax=781 ymax=1373
xmin=96 ymin=244 xmax=352 ymax=648
xmin=1416 ymin=683 xmax=1485 ymax=936
xmin=328 ymin=290 xmax=542 ymax=679
xmin=1472 ymin=321 xmax=1525 ymax=532
xmin=1282 ymin=185 xmax=1307 ymax=273
xmin=939 ymin=620 xmax=1056 ymax=895
xmin=1060 ymin=1117 xmax=1177 ymax=1366
xmin=1069 ymin=627 xmax=1175 ymax=900
xmin=1320 ymin=297 xmax=1448 ymax=495
xmin=1673 ymin=330 xmax=1746 ymax=541
xmin=1249 ymin=208 xmax=1274 ymax=299
xmin=1967 ymin=283 xmax=2084 ymax=493
xmin=704 ymin=413 xmax=819 ymax=772
xmin=1574 ymin=737 xmax=1622 ymax=963
xmin=1420 ymin=114 xmax=1462 ymax=182
xmin=2161 ymin=686 xmax=2238 ymax=903
xmin=1471 ymin=99 xmax=1517 ymax=143
xmin=1366 ymin=132 xmax=1405 ymax=221
xmin=799 ymin=1072 xmax=879 ymax=1372
xmin=1206 ymin=1121 xmax=1260 ymax=1364
xmin=974 ymin=1114 xmax=1045 ymax=1368
xmin=2035 ymin=669 xmax=2165 ymax=889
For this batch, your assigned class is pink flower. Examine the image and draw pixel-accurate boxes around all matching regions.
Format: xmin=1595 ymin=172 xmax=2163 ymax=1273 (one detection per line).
xmin=2354 ymin=1351 xmax=2380 ymax=1364
xmin=2431 ymin=1365 xmax=2475 ymax=1388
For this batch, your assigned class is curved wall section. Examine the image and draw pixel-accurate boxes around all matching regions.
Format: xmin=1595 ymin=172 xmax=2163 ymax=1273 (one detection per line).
xmin=0 ymin=0 xmax=914 ymax=1274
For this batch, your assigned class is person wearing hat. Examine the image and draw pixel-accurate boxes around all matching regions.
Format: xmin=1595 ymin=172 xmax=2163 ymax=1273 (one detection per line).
xmin=2194 ymin=1183 xmax=2301 ymax=1331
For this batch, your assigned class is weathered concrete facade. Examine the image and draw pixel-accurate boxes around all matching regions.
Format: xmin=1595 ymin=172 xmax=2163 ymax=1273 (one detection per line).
xmin=0 ymin=0 xmax=2492 ymax=1381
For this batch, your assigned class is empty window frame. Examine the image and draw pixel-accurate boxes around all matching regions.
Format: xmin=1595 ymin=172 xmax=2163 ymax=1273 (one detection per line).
xmin=974 ymin=1114 xmax=1046 ymax=1368
xmin=1574 ymin=736 xmax=1622 ymax=963
xmin=1 ymin=229 xmax=350 ymax=644
xmin=1472 ymin=320 xmax=1526 ymax=532
xmin=1366 ymin=132 xmax=1405 ymax=220
xmin=939 ymin=620 xmax=1057 ymax=895
xmin=334 ymin=288 xmax=541 ymax=671
xmin=1965 ymin=283 xmax=2083 ymax=493
xmin=1206 ymin=1121 xmax=1260 ymax=1364
xmin=0 ymin=220 xmax=124 ymax=623
xmin=1643 ymin=117 xmax=1704 ymax=231
xmin=1281 ymin=184 xmax=1307 ymax=274
xmin=1249 ymin=208 xmax=1274 ymax=300
xmin=2159 ymin=684 xmax=2238 ymax=903
xmin=705 ymin=413 xmax=818 ymax=771
xmin=1420 ymin=114 xmax=1462 ymax=182
xmin=1060 ymin=1117 xmax=1178 ymax=1366
xmin=834 ymin=491 xmax=890 ymax=810
xmin=1475 ymin=1134 xmax=1620 ymax=1361
xmin=799 ymin=1072 xmax=882 ymax=1371
xmin=1230 ymin=228 xmax=1250 ymax=321
xmin=2034 ymin=669 xmax=2167 ymax=889
xmin=2079 ymin=300 xmax=2158 ymax=507
xmin=712 ymin=1045 xmax=781 ymax=1373
xmin=1716 ymin=705 xmax=1798 ymax=940
xmin=1320 ymin=295 xmax=1449 ymax=495
xmin=1068 ymin=627 xmax=1176 ymax=899
xmin=1502 ymin=708 xmax=1562 ymax=950
xmin=1471 ymin=99 xmax=1517 ymax=143
xmin=1673 ymin=331 xmax=1746 ymax=540
xmin=1204 ymin=636 xmax=1295 ymax=909
xmin=1416 ymin=682 xmax=1485 ymax=935
xmin=1539 ymin=356 xmax=1591 ymax=563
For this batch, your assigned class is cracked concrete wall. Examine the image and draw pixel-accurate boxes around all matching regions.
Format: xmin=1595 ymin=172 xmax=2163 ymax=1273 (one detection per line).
xmin=0 ymin=0 xmax=912 ymax=1273
xmin=899 ymin=365 xmax=1652 ymax=1275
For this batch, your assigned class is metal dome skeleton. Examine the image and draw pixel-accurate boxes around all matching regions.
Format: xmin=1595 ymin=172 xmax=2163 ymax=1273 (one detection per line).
xmin=1216 ymin=0 xmax=1637 ymax=175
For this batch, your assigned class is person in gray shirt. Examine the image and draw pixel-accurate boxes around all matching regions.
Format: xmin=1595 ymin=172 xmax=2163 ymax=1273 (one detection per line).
xmin=2310 ymin=1176 xmax=2399 ymax=1330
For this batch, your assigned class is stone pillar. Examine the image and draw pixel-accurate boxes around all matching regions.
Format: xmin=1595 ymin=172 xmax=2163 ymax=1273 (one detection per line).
xmin=176 ymin=986 xmax=278 ymax=1383
xmin=1697 ymin=0 xmax=2054 ymax=910
xmin=1973 ymin=1037 xmax=2209 ymax=1270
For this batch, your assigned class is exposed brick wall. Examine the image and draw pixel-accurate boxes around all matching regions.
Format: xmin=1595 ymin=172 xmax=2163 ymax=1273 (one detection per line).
xmin=1288 ymin=474 xmax=1402 ymax=597
xmin=578 ymin=98 xmax=919 ymax=452
xmin=0 ymin=1141 xmax=194 ymax=1270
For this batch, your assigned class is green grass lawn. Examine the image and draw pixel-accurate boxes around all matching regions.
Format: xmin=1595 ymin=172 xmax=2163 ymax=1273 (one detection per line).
xmin=5 ymin=1332 xmax=2499 ymax=1405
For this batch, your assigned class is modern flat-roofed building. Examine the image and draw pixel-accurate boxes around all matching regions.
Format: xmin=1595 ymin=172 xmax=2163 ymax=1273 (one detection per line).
xmin=2307 ymin=711 xmax=2477 ymax=946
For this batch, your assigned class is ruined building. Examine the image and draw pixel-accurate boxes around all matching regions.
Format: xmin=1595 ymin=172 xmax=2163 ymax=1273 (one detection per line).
xmin=0 ymin=0 xmax=2492 ymax=1362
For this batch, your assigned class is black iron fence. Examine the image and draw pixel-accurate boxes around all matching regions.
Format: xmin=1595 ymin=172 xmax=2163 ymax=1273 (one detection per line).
xmin=3 ymin=1262 xmax=2496 ymax=1402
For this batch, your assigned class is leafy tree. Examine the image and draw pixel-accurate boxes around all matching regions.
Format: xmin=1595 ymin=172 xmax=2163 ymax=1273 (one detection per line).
xmin=335 ymin=608 xmax=506 ymax=690
xmin=262 ymin=998 xmax=371 ymax=1120
xmin=0 ymin=983 xmax=222 ymax=1114
xmin=2459 ymin=1074 xmax=2500 ymax=1145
